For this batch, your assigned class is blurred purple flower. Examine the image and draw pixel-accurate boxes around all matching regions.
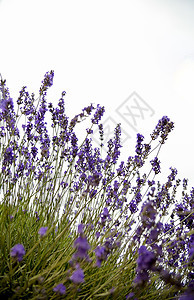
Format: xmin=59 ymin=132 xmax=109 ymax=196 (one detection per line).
xmin=95 ymin=246 xmax=107 ymax=267
xmin=10 ymin=244 xmax=25 ymax=262
xmin=178 ymin=280 xmax=194 ymax=300
xmin=73 ymin=235 xmax=90 ymax=260
xmin=137 ymin=246 xmax=156 ymax=271
xmin=53 ymin=283 xmax=66 ymax=295
xmin=72 ymin=224 xmax=90 ymax=261
xmin=70 ymin=265 xmax=85 ymax=284
xmin=134 ymin=245 xmax=156 ymax=287
xmin=38 ymin=227 xmax=48 ymax=237
xmin=179 ymin=291 xmax=194 ymax=300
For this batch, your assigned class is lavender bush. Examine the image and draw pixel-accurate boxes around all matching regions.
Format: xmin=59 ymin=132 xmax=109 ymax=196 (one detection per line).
xmin=0 ymin=71 xmax=193 ymax=299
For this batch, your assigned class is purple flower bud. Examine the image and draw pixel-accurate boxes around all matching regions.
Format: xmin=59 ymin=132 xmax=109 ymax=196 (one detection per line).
xmin=95 ymin=246 xmax=107 ymax=267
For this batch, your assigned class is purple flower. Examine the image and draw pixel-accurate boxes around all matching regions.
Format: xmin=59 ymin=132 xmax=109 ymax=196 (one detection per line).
xmin=78 ymin=223 xmax=84 ymax=234
xmin=94 ymin=238 xmax=116 ymax=268
xmin=95 ymin=246 xmax=107 ymax=267
xmin=0 ymin=97 xmax=14 ymax=113
xmin=178 ymin=280 xmax=194 ymax=300
xmin=98 ymin=123 xmax=104 ymax=146
xmin=88 ymin=172 xmax=102 ymax=187
xmin=111 ymin=123 xmax=122 ymax=164
xmin=133 ymin=245 xmax=156 ymax=287
xmin=137 ymin=246 xmax=156 ymax=271
xmin=39 ymin=70 xmax=54 ymax=95
xmin=100 ymin=207 xmax=110 ymax=226
xmin=117 ymin=161 xmax=125 ymax=176
xmin=10 ymin=244 xmax=25 ymax=262
xmin=150 ymin=157 xmax=161 ymax=174
xmin=38 ymin=227 xmax=48 ymax=237
xmin=53 ymin=283 xmax=66 ymax=295
xmin=70 ymin=265 xmax=85 ymax=284
xmin=135 ymin=133 xmax=144 ymax=155
xmin=134 ymin=270 xmax=149 ymax=286
xmin=3 ymin=147 xmax=14 ymax=165
xmin=91 ymin=104 xmax=105 ymax=124
xmin=70 ymin=132 xmax=78 ymax=157
xmin=141 ymin=202 xmax=157 ymax=228
xmin=179 ymin=290 xmax=194 ymax=300
xmin=71 ymin=224 xmax=90 ymax=261
xmin=73 ymin=235 xmax=90 ymax=260
xmin=149 ymin=228 xmax=159 ymax=241
xmin=150 ymin=116 xmax=174 ymax=144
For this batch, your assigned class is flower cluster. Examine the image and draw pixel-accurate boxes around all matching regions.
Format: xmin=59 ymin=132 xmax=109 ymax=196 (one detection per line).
xmin=0 ymin=71 xmax=193 ymax=299
xmin=150 ymin=156 xmax=161 ymax=174
xmin=150 ymin=115 xmax=174 ymax=144
xmin=39 ymin=70 xmax=54 ymax=95
xmin=91 ymin=104 xmax=105 ymax=124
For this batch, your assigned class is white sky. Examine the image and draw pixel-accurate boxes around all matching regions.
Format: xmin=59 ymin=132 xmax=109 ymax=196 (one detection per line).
xmin=0 ymin=0 xmax=194 ymax=194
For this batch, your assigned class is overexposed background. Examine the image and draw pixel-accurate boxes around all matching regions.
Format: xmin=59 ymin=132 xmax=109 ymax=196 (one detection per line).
xmin=0 ymin=0 xmax=194 ymax=193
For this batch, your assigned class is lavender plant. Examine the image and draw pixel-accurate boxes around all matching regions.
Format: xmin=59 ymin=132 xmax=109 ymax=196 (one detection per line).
xmin=0 ymin=71 xmax=193 ymax=299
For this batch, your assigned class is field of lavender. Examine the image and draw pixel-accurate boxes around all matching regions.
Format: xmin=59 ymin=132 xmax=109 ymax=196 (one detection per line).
xmin=0 ymin=71 xmax=193 ymax=299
